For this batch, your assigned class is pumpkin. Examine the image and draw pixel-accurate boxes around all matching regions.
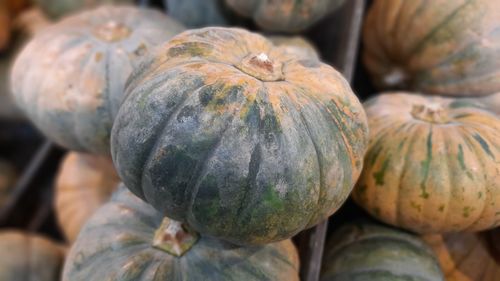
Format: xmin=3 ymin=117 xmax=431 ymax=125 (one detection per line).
xmin=321 ymin=221 xmax=444 ymax=281
xmin=55 ymin=152 xmax=119 ymax=243
xmin=353 ymin=92 xmax=500 ymax=234
xmin=11 ymin=5 xmax=185 ymax=154
xmin=423 ymin=232 xmax=500 ymax=281
xmin=0 ymin=231 xmax=65 ymax=281
xmin=0 ymin=159 xmax=17 ymax=208
xmin=363 ymin=0 xmax=500 ymax=97
xmin=464 ymin=92 xmax=500 ymax=116
xmin=225 ymin=0 xmax=346 ymax=32
xmin=111 ymin=27 xmax=369 ymax=245
xmin=62 ymin=185 xmax=300 ymax=281
xmin=166 ymin=0 xmax=233 ymax=28
xmin=34 ymin=0 xmax=133 ymax=19
xmin=268 ymin=35 xmax=319 ymax=60
xmin=0 ymin=8 xmax=50 ymax=120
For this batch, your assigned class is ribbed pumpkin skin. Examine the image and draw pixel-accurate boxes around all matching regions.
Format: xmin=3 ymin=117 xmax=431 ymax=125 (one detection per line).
xmin=268 ymin=35 xmax=319 ymax=60
xmin=225 ymin=0 xmax=345 ymax=32
xmin=353 ymin=93 xmax=500 ymax=233
xmin=111 ymin=27 xmax=368 ymax=245
xmin=62 ymin=186 xmax=300 ymax=281
xmin=0 ymin=231 xmax=65 ymax=281
xmin=321 ymin=221 xmax=444 ymax=281
xmin=0 ymin=160 xmax=17 ymax=208
xmin=423 ymin=233 xmax=500 ymax=281
xmin=11 ymin=6 xmax=185 ymax=154
xmin=34 ymin=0 xmax=133 ymax=19
xmin=363 ymin=0 xmax=500 ymax=97
xmin=55 ymin=152 xmax=119 ymax=243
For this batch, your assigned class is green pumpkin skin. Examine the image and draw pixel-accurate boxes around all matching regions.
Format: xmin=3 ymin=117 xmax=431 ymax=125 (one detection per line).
xmin=62 ymin=185 xmax=300 ymax=281
xmin=34 ymin=0 xmax=134 ymax=19
xmin=11 ymin=6 xmax=185 ymax=154
xmin=225 ymin=0 xmax=346 ymax=32
xmin=111 ymin=27 xmax=369 ymax=245
xmin=0 ymin=231 xmax=65 ymax=281
xmin=363 ymin=0 xmax=500 ymax=97
xmin=321 ymin=221 xmax=444 ymax=281
xmin=166 ymin=0 xmax=232 ymax=28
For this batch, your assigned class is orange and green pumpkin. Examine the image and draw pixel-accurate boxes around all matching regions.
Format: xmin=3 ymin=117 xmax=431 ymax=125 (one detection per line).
xmin=321 ymin=221 xmax=444 ymax=281
xmin=353 ymin=93 xmax=500 ymax=234
xmin=225 ymin=0 xmax=346 ymax=32
xmin=55 ymin=152 xmax=119 ymax=243
xmin=0 ymin=231 xmax=66 ymax=281
xmin=62 ymin=186 xmax=300 ymax=281
xmin=0 ymin=159 xmax=17 ymax=208
xmin=34 ymin=0 xmax=134 ymax=19
xmin=111 ymin=27 xmax=368 ymax=245
xmin=423 ymin=232 xmax=500 ymax=281
xmin=363 ymin=0 xmax=500 ymax=97
xmin=11 ymin=6 xmax=185 ymax=154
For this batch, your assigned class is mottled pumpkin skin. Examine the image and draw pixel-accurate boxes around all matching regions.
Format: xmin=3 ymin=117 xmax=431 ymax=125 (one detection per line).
xmin=0 ymin=159 xmax=17 ymax=208
xmin=55 ymin=152 xmax=119 ymax=243
xmin=225 ymin=0 xmax=345 ymax=32
xmin=363 ymin=0 xmax=500 ymax=97
xmin=353 ymin=93 xmax=500 ymax=233
xmin=11 ymin=6 xmax=185 ymax=154
xmin=62 ymin=186 xmax=300 ymax=281
xmin=34 ymin=0 xmax=133 ymax=19
xmin=465 ymin=92 xmax=500 ymax=116
xmin=111 ymin=27 xmax=368 ymax=245
xmin=321 ymin=221 xmax=444 ymax=281
xmin=268 ymin=35 xmax=319 ymax=60
xmin=0 ymin=231 xmax=65 ymax=281
xmin=423 ymin=233 xmax=500 ymax=281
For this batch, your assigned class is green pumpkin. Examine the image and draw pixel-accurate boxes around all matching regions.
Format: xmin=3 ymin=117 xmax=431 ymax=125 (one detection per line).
xmin=321 ymin=221 xmax=444 ymax=281
xmin=62 ymin=186 xmax=300 ymax=281
xmin=225 ymin=0 xmax=346 ymax=32
xmin=11 ymin=6 xmax=185 ymax=154
xmin=34 ymin=0 xmax=134 ymax=19
xmin=363 ymin=0 xmax=500 ymax=97
xmin=165 ymin=0 xmax=233 ymax=28
xmin=111 ymin=27 xmax=369 ymax=245
xmin=0 ymin=231 xmax=66 ymax=281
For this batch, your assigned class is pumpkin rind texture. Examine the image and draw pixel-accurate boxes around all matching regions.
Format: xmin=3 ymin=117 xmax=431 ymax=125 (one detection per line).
xmin=353 ymin=93 xmax=500 ymax=233
xmin=55 ymin=152 xmax=119 ymax=243
xmin=321 ymin=221 xmax=444 ymax=281
xmin=0 ymin=231 xmax=65 ymax=281
xmin=111 ymin=27 xmax=368 ymax=245
xmin=62 ymin=186 xmax=300 ymax=281
xmin=11 ymin=5 xmax=185 ymax=154
xmin=34 ymin=0 xmax=134 ymax=19
xmin=363 ymin=0 xmax=500 ymax=97
xmin=423 ymin=232 xmax=500 ymax=281
xmin=225 ymin=0 xmax=346 ymax=32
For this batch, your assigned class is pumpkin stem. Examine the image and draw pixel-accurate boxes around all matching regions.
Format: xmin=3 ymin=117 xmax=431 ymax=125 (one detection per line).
xmin=236 ymin=52 xmax=284 ymax=82
xmin=94 ymin=21 xmax=131 ymax=42
xmin=411 ymin=103 xmax=450 ymax=124
xmin=152 ymin=218 xmax=198 ymax=257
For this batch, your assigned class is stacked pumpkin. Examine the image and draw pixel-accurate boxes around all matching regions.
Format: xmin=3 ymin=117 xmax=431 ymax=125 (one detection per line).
xmin=6 ymin=1 xmax=373 ymax=280
xmin=321 ymin=0 xmax=500 ymax=280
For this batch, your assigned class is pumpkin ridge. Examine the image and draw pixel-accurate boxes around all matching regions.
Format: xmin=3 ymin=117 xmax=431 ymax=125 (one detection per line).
xmin=328 ymin=269 xmax=432 ymax=281
xmin=187 ymin=111 xmax=237 ymax=228
xmin=406 ymin=0 xmax=474 ymax=61
xmin=139 ymin=78 xmax=203 ymax=210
